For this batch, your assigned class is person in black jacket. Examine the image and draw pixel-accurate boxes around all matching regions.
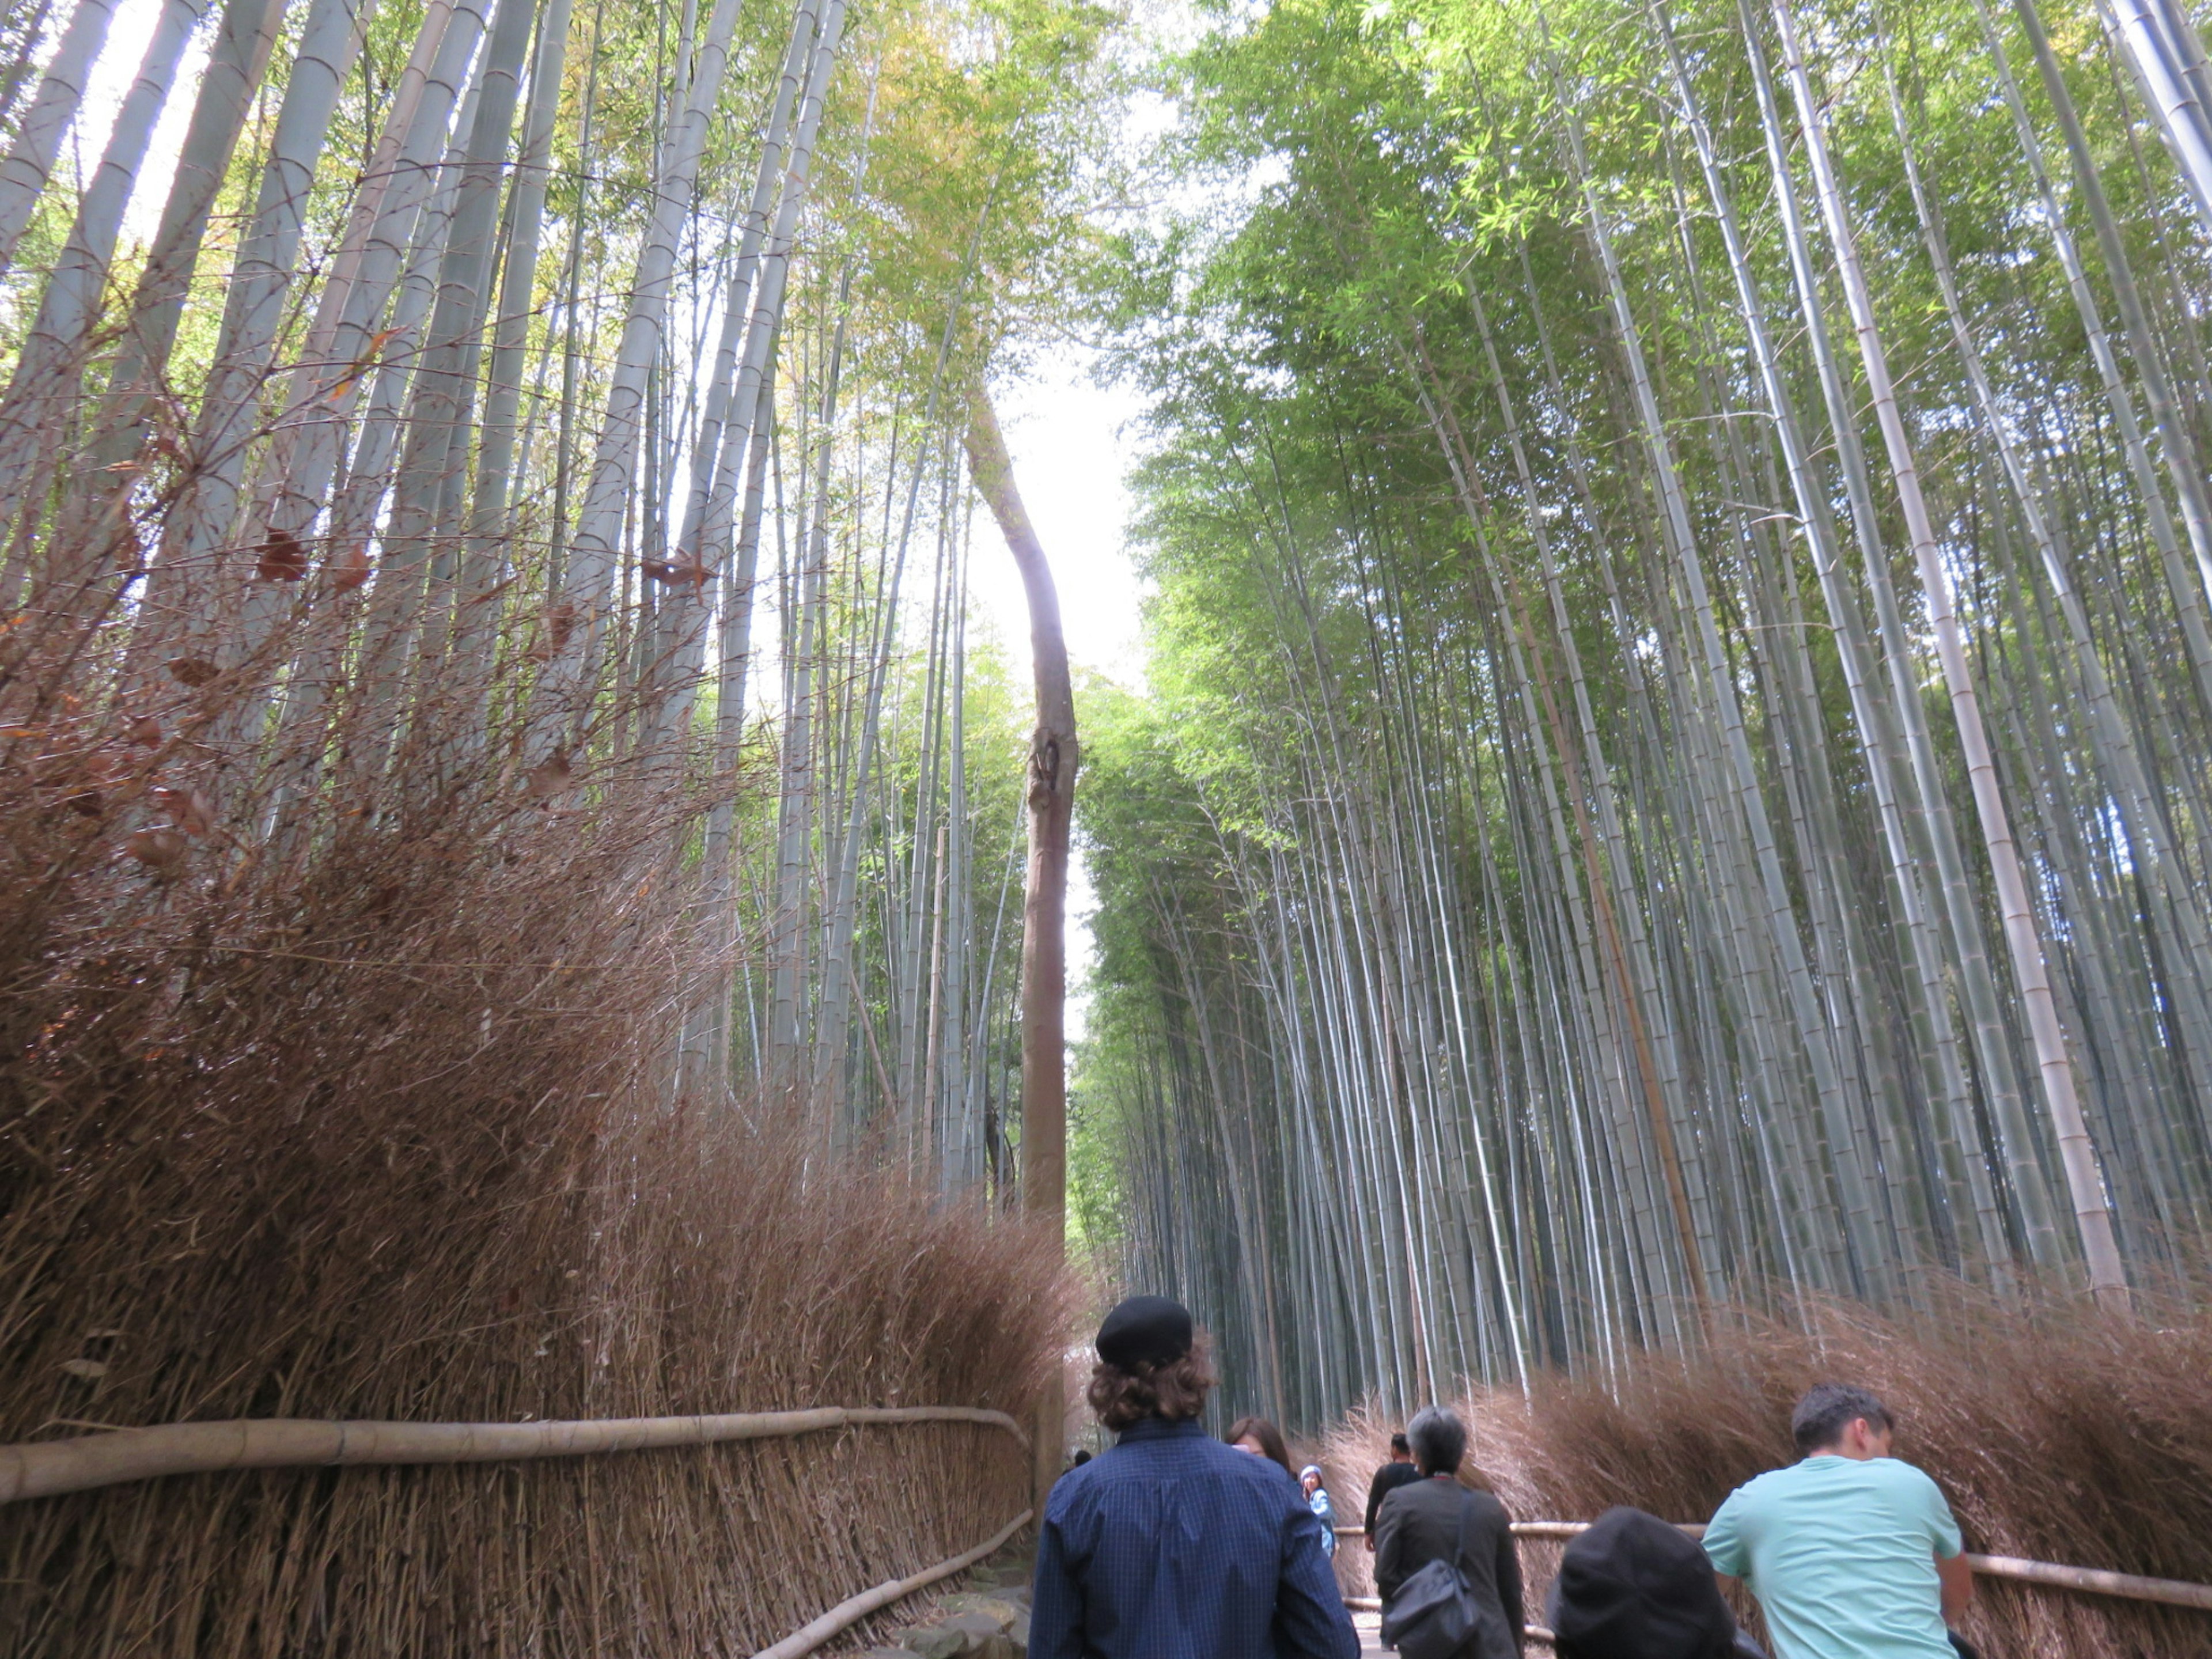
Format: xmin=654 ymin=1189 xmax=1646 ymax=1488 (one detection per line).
xmin=1365 ymin=1431 xmax=1423 ymax=1550
xmin=1374 ymin=1407 xmax=1524 ymax=1659
xmin=1548 ymin=1508 xmax=1760 ymax=1659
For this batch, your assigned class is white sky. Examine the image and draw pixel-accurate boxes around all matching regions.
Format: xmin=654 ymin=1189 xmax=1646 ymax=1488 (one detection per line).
xmin=975 ymin=347 xmax=1150 ymax=690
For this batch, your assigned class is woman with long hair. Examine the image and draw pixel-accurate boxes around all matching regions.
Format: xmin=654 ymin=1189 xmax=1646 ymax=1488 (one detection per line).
xmin=1226 ymin=1414 xmax=1294 ymax=1477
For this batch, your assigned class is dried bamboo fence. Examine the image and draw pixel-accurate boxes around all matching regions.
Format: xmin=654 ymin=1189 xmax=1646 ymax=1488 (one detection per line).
xmin=0 ymin=1020 xmax=1065 ymax=1659
xmin=0 ymin=1405 xmax=1036 ymax=1657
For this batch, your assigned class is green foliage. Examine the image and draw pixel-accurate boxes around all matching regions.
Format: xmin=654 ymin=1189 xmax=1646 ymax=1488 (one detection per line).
xmin=1078 ymin=0 xmax=2212 ymax=1422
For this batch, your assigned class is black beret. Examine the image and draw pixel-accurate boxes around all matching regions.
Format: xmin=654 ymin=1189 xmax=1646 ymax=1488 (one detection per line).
xmin=1548 ymin=1507 xmax=1741 ymax=1659
xmin=1095 ymin=1295 xmax=1194 ymax=1369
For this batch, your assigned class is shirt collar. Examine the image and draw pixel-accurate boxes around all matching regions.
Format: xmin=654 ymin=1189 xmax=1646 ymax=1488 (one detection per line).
xmin=1115 ymin=1415 xmax=1207 ymax=1443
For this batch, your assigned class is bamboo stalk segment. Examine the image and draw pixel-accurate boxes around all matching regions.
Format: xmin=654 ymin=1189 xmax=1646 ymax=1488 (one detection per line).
xmin=1960 ymin=1555 xmax=2212 ymax=1613
xmin=751 ymin=1507 xmax=1034 ymax=1659
xmin=0 ymin=1406 xmax=1023 ymax=1506
xmin=1511 ymin=1521 xmax=1605 ymax=1539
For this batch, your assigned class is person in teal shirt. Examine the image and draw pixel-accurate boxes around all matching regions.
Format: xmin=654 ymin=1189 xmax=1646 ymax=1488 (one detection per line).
xmin=1702 ymin=1384 xmax=1973 ymax=1659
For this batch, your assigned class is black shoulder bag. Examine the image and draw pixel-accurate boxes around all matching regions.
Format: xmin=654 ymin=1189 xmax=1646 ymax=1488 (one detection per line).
xmin=1380 ymin=1489 xmax=1495 ymax=1659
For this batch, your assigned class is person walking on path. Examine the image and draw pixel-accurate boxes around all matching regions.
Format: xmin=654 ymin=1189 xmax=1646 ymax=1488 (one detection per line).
xmin=1374 ymin=1406 xmax=1524 ymax=1659
xmin=1228 ymin=1414 xmax=1297 ymax=1479
xmin=1031 ymin=1294 xmax=1359 ymax=1659
xmin=1550 ymin=1506 xmax=1762 ymax=1659
xmin=1300 ymin=1464 xmax=1340 ymax=1559
xmin=1366 ymin=1432 xmax=1422 ymax=1551
xmin=1702 ymin=1384 xmax=1972 ymax=1659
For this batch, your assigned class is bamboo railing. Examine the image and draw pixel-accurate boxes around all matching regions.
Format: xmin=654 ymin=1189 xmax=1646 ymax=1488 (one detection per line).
xmin=751 ymin=1508 xmax=1034 ymax=1659
xmin=0 ymin=1404 xmax=1024 ymax=1505
xmin=1339 ymin=1521 xmax=2212 ymax=1615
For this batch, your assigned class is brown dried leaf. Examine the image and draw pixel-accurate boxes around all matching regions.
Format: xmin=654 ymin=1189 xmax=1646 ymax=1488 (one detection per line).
xmin=526 ymin=603 xmax=578 ymax=664
xmin=151 ymin=786 xmax=215 ymax=838
xmin=256 ymin=529 xmax=308 ymax=582
xmin=524 ymin=749 xmax=573 ymax=804
xmin=36 ymin=741 xmax=122 ymax=795
xmin=327 ymin=540 xmax=372 ymax=592
xmin=641 ymin=558 xmax=709 ymax=588
xmin=126 ymin=715 xmax=162 ymax=747
xmin=165 ymin=657 xmax=219 ymax=688
xmin=125 ymin=827 xmax=189 ymax=871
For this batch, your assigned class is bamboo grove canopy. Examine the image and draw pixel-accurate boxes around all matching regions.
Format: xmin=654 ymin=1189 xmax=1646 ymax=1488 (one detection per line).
xmin=1077 ymin=0 xmax=2212 ymax=1429
xmin=0 ymin=0 xmax=1116 ymax=1191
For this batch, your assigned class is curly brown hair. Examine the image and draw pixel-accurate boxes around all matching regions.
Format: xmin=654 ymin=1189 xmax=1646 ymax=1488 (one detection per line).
xmin=1086 ymin=1331 xmax=1218 ymax=1430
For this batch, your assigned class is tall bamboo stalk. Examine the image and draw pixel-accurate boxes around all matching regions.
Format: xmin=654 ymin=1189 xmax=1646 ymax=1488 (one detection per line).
xmin=1771 ymin=0 xmax=2128 ymax=1306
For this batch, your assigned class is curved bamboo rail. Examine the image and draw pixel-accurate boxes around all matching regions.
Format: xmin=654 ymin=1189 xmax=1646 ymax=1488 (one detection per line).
xmin=751 ymin=1508 xmax=1035 ymax=1659
xmin=0 ymin=1404 xmax=1024 ymax=1505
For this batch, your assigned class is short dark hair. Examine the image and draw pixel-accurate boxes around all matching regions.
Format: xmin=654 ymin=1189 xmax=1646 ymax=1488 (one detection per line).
xmin=1086 ymin=1331 xmax=1218 ymax=1431
xmin=1389 ymin=1432 xmax=1411 ymax=1455
xmin=1792 ymin=1384 xmax=1893 ymax=1455
xmin=1407 ymin=1406 xmax=1467 ymax=1476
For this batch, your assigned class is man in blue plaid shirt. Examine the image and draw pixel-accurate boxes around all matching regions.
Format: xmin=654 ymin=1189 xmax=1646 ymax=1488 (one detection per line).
xmin=1031 ymin=1296 xmax=1360 ymax=1659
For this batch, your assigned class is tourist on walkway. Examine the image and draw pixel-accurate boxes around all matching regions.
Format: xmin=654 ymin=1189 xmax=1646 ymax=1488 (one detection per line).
xmin=1549 ymin=1506 xmax=1760 ymax=1659
xmin=1702 ymin=1384 xmax=1972 ymax=1659
xmin=1374 ymin=1406 xmax=1524 ymax=1659
xmin=1366 ymin=1431 xmax=1422 ymax=1551
xmin=1031 ymin=1294 xmax=1359 ymax=1659
xmin=1300 ymin=1465 xmax=1340 ymax=1559
xmin=1228 ymin=1414 xmax=1296 ymax=1479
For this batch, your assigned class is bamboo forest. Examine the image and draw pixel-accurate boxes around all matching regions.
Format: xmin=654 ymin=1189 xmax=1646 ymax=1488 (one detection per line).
xmin=1085 ymin=0 xmax=2212 ymax=1421
xmin=8 ymin=0 xmax=2212 ymax=1644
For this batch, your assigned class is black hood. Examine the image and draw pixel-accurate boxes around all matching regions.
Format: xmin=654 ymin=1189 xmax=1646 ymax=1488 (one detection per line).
xmin=1547 ymin=1506 xmax=1746 ymax=1659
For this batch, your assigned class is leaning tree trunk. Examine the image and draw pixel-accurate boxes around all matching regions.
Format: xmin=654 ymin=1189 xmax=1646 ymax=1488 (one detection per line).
xmin=964 ymin=384 xmax=1074 ymax=1514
